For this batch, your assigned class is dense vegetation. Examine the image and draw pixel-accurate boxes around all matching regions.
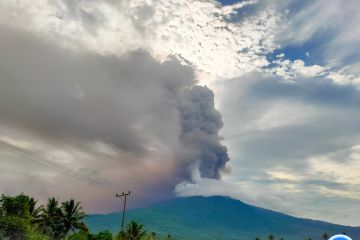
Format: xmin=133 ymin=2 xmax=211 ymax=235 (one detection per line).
xmin=0 ymin=194 xmax=175 ymax=240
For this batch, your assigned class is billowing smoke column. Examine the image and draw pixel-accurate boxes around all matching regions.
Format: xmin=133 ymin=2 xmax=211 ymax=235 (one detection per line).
xmin=180 ymin=86 xmax=229 ymax=179
xmin=0 ymin=26 xmax=230 ymax=206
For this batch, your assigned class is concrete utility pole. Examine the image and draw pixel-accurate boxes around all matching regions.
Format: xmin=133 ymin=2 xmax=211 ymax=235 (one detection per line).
xmin=116 ymin=191 xmax=131 ymax=232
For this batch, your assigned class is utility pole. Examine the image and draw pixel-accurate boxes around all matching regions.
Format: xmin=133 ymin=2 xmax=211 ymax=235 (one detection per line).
xmin=116 ymin=191 xmax=131 ymax=232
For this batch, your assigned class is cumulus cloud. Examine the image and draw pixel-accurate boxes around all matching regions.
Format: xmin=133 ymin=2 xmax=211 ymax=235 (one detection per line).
xmin=0 ymin=0 xmax=282 ymax=83
xmin=269 ymin=57 xmax=360 ymax=89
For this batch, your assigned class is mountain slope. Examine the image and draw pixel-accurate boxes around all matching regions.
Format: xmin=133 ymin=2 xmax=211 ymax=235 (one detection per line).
xmin=85 ymin=196 xmax=360 ymax=240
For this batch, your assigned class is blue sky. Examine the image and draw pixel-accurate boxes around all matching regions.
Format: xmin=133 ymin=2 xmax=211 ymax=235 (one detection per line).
xmin=0 ymin=0 xmax=359 ymax=226
xmin=218 ymin=0 xmax=242 ymax=5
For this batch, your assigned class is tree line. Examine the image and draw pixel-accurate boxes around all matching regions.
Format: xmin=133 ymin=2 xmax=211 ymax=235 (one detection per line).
xmin=0 ymin=194 xmax=174 ymax=240
xmin=254 ymin=232 xmax=348 ymax=240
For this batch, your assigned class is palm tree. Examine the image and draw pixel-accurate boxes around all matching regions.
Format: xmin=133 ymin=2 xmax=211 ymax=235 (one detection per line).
xmin=28 ymin=197 xmax=42 ymax=223
xmin=60 ymin=199 xmax=87 ymax=237
xmin=255 ymin=237 xmax=261 ymax=240
xmin=38 ymin=197 xmax=63 ymax=239
xmin=125 ymin=221 xmax=147 ymax=240
xmin=268 ymin=234 xmax=274 ymax=240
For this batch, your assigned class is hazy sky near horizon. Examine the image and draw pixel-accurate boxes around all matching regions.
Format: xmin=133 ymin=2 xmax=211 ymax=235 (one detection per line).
xmin=0 ymin=0 xmax=360 ymax=226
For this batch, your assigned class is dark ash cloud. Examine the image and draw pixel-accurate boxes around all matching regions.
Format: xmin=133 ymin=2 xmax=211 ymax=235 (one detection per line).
xmin=0 ymin=25 xmax=229 ymax=206
xmin=180 ymin=86 xmax=229 ymax=179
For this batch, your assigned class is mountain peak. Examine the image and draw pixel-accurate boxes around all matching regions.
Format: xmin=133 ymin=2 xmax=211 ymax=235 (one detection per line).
xmin=86 ymin=196 xmax=360 ymax=240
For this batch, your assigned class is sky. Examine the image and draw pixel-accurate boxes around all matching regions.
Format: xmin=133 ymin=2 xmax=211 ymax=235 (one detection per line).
xmin=0 ymin=0 xmax=359 ymax=226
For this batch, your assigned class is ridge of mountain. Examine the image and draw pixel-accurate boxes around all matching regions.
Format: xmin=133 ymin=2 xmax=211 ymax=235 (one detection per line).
xmin=85 ymin=196 xmax=360 ymax=240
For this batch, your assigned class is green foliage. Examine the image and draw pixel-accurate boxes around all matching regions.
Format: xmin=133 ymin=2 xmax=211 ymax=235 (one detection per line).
xmin=36 ymin=198 xmax=87 ymax=239
xmin=124 ymin=221 xmax=147 ymax=240
xmin=26 ymin=227 xmax=49 ymax=240
xmin=61 ymin=199 xmax=87 ymax=237
xmin=116 ymin=230 xmax=126 ymax=240
xmin=65 ymin=230 xmax=115 ymax=240
xmin=0 ymin=194 xmax=88 ymax=240
xmin=91 ymin=231 xmax=113 ymax=240
xmin=67 ymin=231 xmax=89 ymax=240
xmin=116 ymin=221 xmax=164 ymax=240
xmin=38 ymin=197 xmax=64 ymax=239
xmin=28 ymin=198 xmax=42 ymax=223
xmin=0 ymin=194 xmax=31 ymax=219
xmin=0 ymin=215 xmax=29 ymax=239
xmin=0 ymin=194 xmax=48 ymax=240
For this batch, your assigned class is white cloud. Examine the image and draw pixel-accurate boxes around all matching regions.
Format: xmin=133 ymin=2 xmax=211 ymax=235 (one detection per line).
xmin=290 ymin=59 xmax=325 ymax=77
xmin=250 ymin=102 xmax=315 ymax=131
xmin=0 ymin=0 xmax=283 ymax=84
xmin=278 ymin=0 xmax=360 ymax=72
xmin=269 ymin=57 xmax=360 ymax=89
xmin=213 ymin=71 xmax=360 ymax=225
xmin=175 ymin=147 xmax=360 ymax=225
xmin=308 ymin=147 xmax=360 ymax=190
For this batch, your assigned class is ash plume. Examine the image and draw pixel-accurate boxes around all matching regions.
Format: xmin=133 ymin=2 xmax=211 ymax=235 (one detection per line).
xmin=180 ymin=86 xmax=229 ymax=179
xmin=0 ymin=26 xmax=230 ymax=205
